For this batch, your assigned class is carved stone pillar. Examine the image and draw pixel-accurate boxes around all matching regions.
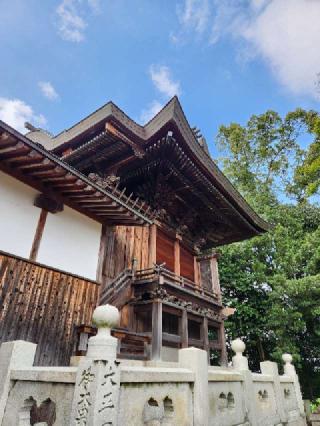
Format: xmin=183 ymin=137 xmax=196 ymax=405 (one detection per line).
xmin=70 ymin=305 xmax=121 ymax=426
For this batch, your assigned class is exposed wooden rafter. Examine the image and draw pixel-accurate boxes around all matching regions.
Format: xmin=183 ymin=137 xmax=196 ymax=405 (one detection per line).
xmin=0 ymin=120 xmax=154 ymax=227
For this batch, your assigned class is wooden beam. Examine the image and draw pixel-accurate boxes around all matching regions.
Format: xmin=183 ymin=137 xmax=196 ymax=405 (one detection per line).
xmin=105 ymin=122 xmax=144 ymax=158
xmin=61 ymin=186 xmax=95 ymax=195
xmin=0 ymin=140 xmax=24 ymax=153
xmin=151 ymin=301 xmax=162 ymax=360
xmin=0 ymin=147 xmax=30 ymax=160
xmin=29 ymin=166 xmax=64 ymax=178
xmin=96 ymin=224 xmax=107 ymax=283
xmin=194 ymin=257 xmax=200 ymax=287
xmin=211 ymin=256 xmax=221 ymax=298
xmin=148 ymin=224 xmax=157 ymax=267
xmin=41 ymin=173 xmax=76 ymax=183
xmin=34 ymin=193 xmax=64 ymax=214
xmin=10 ymin=155 xmax=44 ymax=167
xmin=52 ymin=179 xmax=85 ymax=189
xmin=29 ymin=209 xmax=48 ymax=261
xmin=174 ymin=239 xmax=180 ymax=276
xmin=19 ymin=158 xmax=52 ymax=171
xmin=0 ymin=132 xmax=16 ymax=147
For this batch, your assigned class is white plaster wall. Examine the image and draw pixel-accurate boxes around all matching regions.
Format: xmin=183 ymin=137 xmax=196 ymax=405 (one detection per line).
xmin=0 ymin=171 xmax=40 ymax=258
xmin=37 ymin=205 xmax=101 ymax=280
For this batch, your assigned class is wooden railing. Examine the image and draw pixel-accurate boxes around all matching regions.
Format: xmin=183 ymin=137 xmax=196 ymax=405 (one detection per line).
xmin=99 ymin=268 xmax=134 ymax=305
xmin=135 ymin=265 xmax=219 ymax=300
xmin=100 ymin=263 xmax=219 ymax=308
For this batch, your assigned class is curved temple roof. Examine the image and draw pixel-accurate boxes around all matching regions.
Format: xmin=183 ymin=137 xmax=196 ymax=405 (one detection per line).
xmin=25 ymin=96 xmax=270 ymax=246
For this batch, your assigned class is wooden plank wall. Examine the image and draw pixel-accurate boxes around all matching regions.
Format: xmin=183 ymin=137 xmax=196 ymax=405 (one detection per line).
xmin=156 ymin=229 xmax=175 ymax=272
xmin=101 ymin=225 xmax=150 ymax=285
xmin=0 ymin=251 xmax=99 ymax=366
xmin=180 ymin=245 xmax=195 ymax=281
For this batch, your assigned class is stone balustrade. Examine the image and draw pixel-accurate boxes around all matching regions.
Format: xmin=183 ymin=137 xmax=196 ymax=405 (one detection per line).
xmin=0 ymin=304 xmax=307 ymax=425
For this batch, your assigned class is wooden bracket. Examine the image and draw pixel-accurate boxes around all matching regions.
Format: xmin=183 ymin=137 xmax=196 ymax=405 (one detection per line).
xmin=105 ymin=122 xmax=145 ymax=159
xmin=34 ymin=193 xmax=64 ymax=214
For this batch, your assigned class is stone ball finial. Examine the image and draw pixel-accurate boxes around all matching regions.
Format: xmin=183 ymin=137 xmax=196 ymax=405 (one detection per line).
xmin=231 ymin=338 xmax=246 ymax=355
xmin=282 ymin=353 xmax=293 ymax=364
xmin=92 ymin=304 xmax=120 ymax=331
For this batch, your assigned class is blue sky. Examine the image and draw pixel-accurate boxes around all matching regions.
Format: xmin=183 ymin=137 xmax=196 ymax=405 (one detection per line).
xmin=1 ymin=0 xmax=320 ymax=157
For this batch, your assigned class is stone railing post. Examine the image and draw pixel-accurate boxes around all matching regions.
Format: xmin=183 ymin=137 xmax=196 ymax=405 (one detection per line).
xmin=282 ymin=353 xmax=305 ymax=418
xmin=260 ymin=360 xmax=287 ymax=424
xmin=70 ymin=304 xmax=121 ymax=426
xmin=0 ymin=340 xmax=36 ymax=423
xmin=231 ymin=338 xmax=257 ymax=426
xmin=179 ymin=347 xmax=209 ymax=426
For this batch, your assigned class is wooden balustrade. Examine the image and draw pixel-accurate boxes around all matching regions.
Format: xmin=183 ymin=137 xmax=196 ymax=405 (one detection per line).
xmin=99 ymin=268 xmax=133 ymax=305
xmin=135 ymin=265 xmax=218 ymax=300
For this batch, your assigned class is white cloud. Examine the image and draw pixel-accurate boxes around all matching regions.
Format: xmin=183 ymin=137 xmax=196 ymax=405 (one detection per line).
xmin=56 ymin=0 xmax=87 ymax=42
xmin=139 ymin=100 xmax=163 ymax=124
xmin=250 ymin=0 xmax=270 ymax=11
xmin=38 ymin=81 xmax=59 ymax=100
xmin=209 ymin=1 xmax=241 ymax=44
xmin=177 ymin=0 xmax=210 ymax=34
xmin=177 ymin=0 xmax=320 ymax=100
xmin=241 ymin=0 xmax=320 ymax=99
xmin=139 ymin=65 xmax=180 ymax=124
xmin=0 ymin=98 xmax=46 ymax=134
xmin=87 ymin=0 xmax=101 ymax=14
xmin=56 ymin=0 xmax=103 ymax=42
xmin=149 ymin=65 xmax=181 ymax=98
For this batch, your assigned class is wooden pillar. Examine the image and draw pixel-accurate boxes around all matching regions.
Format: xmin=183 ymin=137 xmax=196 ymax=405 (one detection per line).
xmin=29 ymin=209 xmax=48 ymax=261
xmin=148 ymin=224 xmax=157 ymax=267
xmin=203 ymin=317 xmax=209 ymax=363
xmin=194 ymin=257 xmax=200 ymax=287
xmin=174 ymin=239 xmax=180 ymax=276
xmin=151 ymin=301 xmax=162 ymax=360
xmin=211 ymin=255 xmax=221 ymax=299
xmin=181 ymin=309 xmax=188 ymax=348
xmin=97 ymin=225 xmax=117 ymax=291
xmin=219 ymin=322 xmax=228 ymax=366
xmin=127 ymin=304 xmax=135 ymax=331
xmin=96 ymin=224 xmax=108 ymax=283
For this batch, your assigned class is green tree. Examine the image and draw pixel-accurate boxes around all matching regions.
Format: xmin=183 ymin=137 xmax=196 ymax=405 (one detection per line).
xmin=289 ymin=109 xmax=320 ymax=198
xmin=216 ymin=109 xmax=320 ymax=399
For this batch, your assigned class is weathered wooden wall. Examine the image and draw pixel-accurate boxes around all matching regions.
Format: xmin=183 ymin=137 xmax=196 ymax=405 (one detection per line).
xmin=156 ymin=229 xmax=175 ymax=272
xmin=0 ymin=251 xmax=99 ymax=366
xmin=101 ymin=225 xmax=150 ymax=285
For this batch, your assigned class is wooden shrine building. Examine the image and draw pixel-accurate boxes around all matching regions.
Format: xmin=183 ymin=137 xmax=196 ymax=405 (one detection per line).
xmin=0 ymin=97 xmax=269 ymax=366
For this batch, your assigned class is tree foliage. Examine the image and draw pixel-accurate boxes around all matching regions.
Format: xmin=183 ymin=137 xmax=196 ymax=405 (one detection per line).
xmin=216 ymin=109 xmax=320 ymax=399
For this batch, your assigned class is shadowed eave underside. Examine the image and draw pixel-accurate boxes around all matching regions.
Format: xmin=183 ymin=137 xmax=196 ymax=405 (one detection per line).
xmin=0 ymin=121 xmax=154 ymax=226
